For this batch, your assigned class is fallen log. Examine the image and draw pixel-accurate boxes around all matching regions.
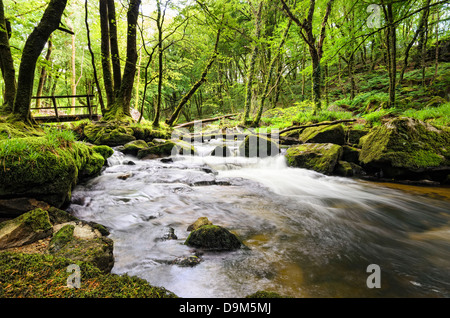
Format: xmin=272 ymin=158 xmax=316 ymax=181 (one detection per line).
xmin=173 ymin=113 xmax=239 ymax=129
xmin=279 ymin=119 xmax=357 ymax=135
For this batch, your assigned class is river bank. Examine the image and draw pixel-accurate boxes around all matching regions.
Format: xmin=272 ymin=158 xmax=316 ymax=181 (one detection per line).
xmin=0 ymin=116 xmax=449 ymax=297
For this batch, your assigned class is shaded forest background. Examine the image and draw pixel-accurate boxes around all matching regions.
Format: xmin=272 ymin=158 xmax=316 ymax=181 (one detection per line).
xmin=1 ymin=0 xmax=449 ymax=127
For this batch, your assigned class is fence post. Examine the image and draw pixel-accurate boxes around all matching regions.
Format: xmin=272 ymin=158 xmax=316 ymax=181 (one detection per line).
xmin=86 ymin=94 xmax=93 ymax=120
xmin=51 ymin=96 xmax=60 ymax=122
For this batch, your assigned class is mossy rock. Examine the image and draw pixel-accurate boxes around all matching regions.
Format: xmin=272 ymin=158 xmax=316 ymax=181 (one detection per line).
xmin=346 ymin=127 xmax=370 ymax=146
xmin=0 ymin=208 xmax=52 ymax=249
xmin=239 ymin=134 xmax=280 ymax=158
xmin=335 ymin=160 xmax=363 ymax=177
xmin=342 ymin=145 xmax=361 ymax=164
xmin=84 ymin=123 xmax=135 ymax=146
xmin=92 ymin=145 xmax=114 ymax=160
xmin=0 ymin=252 xmax=177 ymax=298
xmin=187 ymin=217 xmax=213 ymax=231
xmin=122 ymin=140 xmax=149 ymax=156
xmin=245 ymin=290 xmax=288 ymax=298
xmin=211 ymin=145 xmax=232 ymax=157
xmin=359 ymin=117 xmax=450 ymax=180
xmin=285 ymin=143 xmax=343 ymax=175
xmin=0 ymin=137 xmax=105 ymax=207
xmin=184 ymin=225 xmax=244 ymax=251
xmin=48 ymin=224 xmax=114 ymax=273
xmin=137 ymin=140 xmax=196 ymax=159
xmin=299 ymin=124 xmax=346 ymax=145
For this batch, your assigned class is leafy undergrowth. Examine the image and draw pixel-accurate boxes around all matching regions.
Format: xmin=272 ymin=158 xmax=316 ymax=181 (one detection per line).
xmin=0 ymin=252 xmax=177 ymax=298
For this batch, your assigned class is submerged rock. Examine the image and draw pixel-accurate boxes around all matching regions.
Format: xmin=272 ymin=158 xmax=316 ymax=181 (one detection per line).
xmin=359 ymin=117 xmax=450 ymax=181
xmin=285 ymin=143 xmax=343 ymax=175
xmin=184 ymin=225 xmax=244 ymax=251
xmin=171 ymin=255 xmax=202 ymax=267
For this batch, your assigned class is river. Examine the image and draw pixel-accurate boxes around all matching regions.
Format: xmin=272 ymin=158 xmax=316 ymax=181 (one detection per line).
xmin=68 ymin=138 xmax=450 ymax=298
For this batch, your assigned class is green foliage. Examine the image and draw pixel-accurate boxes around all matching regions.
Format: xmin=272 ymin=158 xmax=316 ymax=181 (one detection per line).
xmin=401 ymin=103 xmax=450 ymax=127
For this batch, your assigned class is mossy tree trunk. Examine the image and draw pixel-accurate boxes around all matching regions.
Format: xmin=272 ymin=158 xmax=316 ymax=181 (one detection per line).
xmin=4 ymin=0 xmax=67 ymax=123
xmin=165 ymin=26 xmax=222 ymax=127
xmin=102 ymin=0 xmax=141 ymax=121
xmin=152 ymin=0 xmax=164 ymax=127
xmin=382 ymin=2 xmax=397 ymax=107
xmin=242 ymin=1 xmax=263 ymax=125
xmin=252 ymin=20 xmax=291 ymax=127
xmin=99 ymin=0 xmax=114 ymax=107
xmin=280 ymin=0 xmax=334 ymax=113
xmin=0 ymin=0 xmax=16 ymax=114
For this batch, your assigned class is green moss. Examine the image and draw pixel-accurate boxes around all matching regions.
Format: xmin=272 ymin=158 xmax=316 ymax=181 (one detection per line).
xmin=92 ymin=145 xmax=114 ymax=160
xmin=0 ymin=252 xmax=177 ymax=298
xmin=286 ymin=143 xmax=343 ymax=175
xmin=16 ymin=208 xmax=52 ymax=233
xmin=245 ymin=290 xmax=288 ymax=298
xmin=49 ymin=224 xmax=75 ymax=253
xmin=299 ymin=124 xmax=345 ymax=145
xmin=184 ymin=225 xmax=243 ymax=251
xmin=0 ymin=136 xmax=106 ymax=207
xmin=359 ymin=117 xmax=449 ymax=170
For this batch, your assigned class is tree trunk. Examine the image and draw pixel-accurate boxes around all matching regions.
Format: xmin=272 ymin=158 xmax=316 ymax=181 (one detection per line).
xmin=165 ymin=27 xmax=221 ymax=127
xmin=152 ymin=0 xmax=165 ymax=127
xmin=12 ymin=0 xmax=68 ymax=123
xmin=107 ymin=0 xmax=121 ymax=91
xmin=252 ymin=20 xmax=291 ymax=127
xmin=35 ymin=38 xmax=53 ymax=109
xmin=104 ymin=0 xmax=141 ymax=120
xmin=382 ymin=2 xmax=397 ymax=107
xmin=399 ymin=0 xmax=430 ymax=84
xmin=86 ymin=0 xmax=105 ymax=114
xmin=242 ymin=1 xmax=263 ymax=124
xmin=99 ymin=0 xmax=114 ymax=107
xmin=0 ymin=0 xmax=16 ymax=114
xmin=280 ymin=0 xmax=334 ymax=112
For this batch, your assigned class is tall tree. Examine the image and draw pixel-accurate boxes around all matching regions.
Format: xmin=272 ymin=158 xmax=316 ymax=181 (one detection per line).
xmin=4 ymin=0 xmax=68 ymax=123
xmin=242 ymin=0 xmax=263 ymax=124
xmin=100 ymin=0 xmax=142 ymax=121
xmin=0 ymin=0 xmax=15 ymax=114
xmin=280 ymin=0 xmax=334 ymax=111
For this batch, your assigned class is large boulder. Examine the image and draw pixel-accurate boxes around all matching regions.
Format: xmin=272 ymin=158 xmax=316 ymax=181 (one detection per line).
xmin=285 ymin=143 xmax=343 ymax=175
xmin=185 ymin=225 xmax=244 ymax=251
xmin=84 ymin=122 xmax=136 ymax=146
xmin=48 ymin=222 xmax=114 ymax=273
xmin=359 ymin=117 xmax=450 ymax=181
xmin=239 ymin=134 xmax=280 ymax=158
xmin=137 ymin=139 xmax=196 ymax=159
xmin=0 ymin=137 xmax=106 ymax=208
xmin=0 ymin=208 xmax=52 ymax=249
xmin=298 ymin=124 xmax=346 ymax=145
xmin=122 ymin=140 xmax=149 ymax=156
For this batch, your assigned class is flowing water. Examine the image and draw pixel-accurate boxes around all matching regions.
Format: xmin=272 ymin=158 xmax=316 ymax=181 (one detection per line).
xmin=68 ymin=138 xmax=450 ymax=298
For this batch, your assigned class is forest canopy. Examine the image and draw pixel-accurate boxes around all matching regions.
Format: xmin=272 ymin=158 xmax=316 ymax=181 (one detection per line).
xmin=0 ymin=0 xmax=449 ymax=127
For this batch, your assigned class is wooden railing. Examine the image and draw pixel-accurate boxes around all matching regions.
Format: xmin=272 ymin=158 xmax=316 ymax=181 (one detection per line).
xmin=30 ymin=94 xmax=101 ymax=123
